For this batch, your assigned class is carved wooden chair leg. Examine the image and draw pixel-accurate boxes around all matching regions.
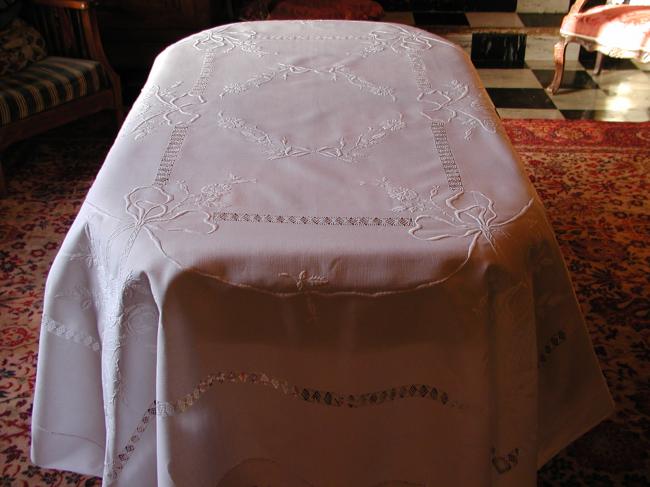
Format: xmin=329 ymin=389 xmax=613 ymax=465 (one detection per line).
xmin=547 ymin=38 xmax=568 ymax=94
xmin=594 ymin=51 xmax=605 ymax=75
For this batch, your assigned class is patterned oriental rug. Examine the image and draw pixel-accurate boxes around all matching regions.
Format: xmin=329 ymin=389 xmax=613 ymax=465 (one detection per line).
xmin=0 ymin=119 xmax=648 ymax=486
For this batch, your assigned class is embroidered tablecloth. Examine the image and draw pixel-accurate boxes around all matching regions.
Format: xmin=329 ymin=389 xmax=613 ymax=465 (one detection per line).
xmin=31 ymin=20 xmax=613 ymax=487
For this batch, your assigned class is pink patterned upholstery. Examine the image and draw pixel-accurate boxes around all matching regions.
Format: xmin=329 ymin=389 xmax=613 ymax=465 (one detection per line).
xmin=560 ymin=5 xmax=650 ymax=60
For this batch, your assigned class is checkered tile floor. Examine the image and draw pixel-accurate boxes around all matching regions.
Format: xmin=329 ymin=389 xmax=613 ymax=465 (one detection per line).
xmin=376 ymin=1 xmax=650 ymax=121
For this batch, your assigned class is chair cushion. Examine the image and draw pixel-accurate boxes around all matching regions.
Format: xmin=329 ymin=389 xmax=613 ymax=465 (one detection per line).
xmin=0 ymin=18 xmax=47 ymax=76
xmin=0 ymin=56 xmax=108 ymax=126
xmin=560 ymin=5 xmax=650 ymax=59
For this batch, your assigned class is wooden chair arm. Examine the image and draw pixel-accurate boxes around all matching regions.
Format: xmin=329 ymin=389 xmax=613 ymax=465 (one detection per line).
xmin=568 ymin=0 xmax=590 ymax=15
xmin=25 ymin=0 xmax=121 ymax=97
xmin=30 ymin=0 xmax=93 ymax=10
xmin=26 ymin=1 xmax=108 ymax=63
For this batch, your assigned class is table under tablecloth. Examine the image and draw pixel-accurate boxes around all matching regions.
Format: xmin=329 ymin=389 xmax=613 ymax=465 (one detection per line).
xmin=31 ymin=20 xmax=613 ymax=487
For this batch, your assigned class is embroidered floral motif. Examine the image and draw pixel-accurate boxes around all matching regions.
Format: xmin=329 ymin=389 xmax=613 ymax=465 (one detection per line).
xmin=491 ymin=447 xmax=520 ymax=474
xmin=360 ymin=25 xmax=446 ymax=57
xmin=193 ymin=26 xmax=267 ymax=57
xmin=279 ymin=270 xmax=329 ymax=291
xmin=81 ymin=177 xmax=252 ymax=424
xmin=100 ymin=276 xmax=159 ymax=409
xmin=361 ymin=177 xmax=440 ymax=213
xmin=111 ymin=176 xmax=256 ymax=258
xmin=279 ymin=270 xmax=328 ymax=323
xmin=56 ymin=220 xmax=160 ymax=474
xmin=84 ymin=177 xmax=251 ymax=479
xmin=418 ymin=79 xmax=497 ymax=140
xmin=123 ymin=82 xmax=205 ymax=141
xmin=217 ymin=111 xmax=405 ymax=163
xmin=122 ymin=182 xmax=217 ymax=239
xmin=221 ymin=63 xmax=396 ymax=101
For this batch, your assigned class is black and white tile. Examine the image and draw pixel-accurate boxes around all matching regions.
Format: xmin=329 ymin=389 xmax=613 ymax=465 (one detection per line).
xmin=374 ymin=0 xmax=650 ymax=121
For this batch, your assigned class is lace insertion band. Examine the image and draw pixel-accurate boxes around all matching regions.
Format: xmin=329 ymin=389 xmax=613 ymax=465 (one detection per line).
xmin=105 ymin=371 xmax=461 ymax=482
xmin=154 ymin=126 xmax=189 ymax=187
xmin=430 ymin=122 xmax=463 ymax=192
xmin=42 ymin=315 xmax=101 ymax=352
xmin=211 ymin=212 xmax=414 ymax=227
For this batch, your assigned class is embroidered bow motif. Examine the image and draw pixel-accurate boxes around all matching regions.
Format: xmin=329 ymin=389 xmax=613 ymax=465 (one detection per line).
xmin=417 ymin=80 xmax=496 ymax=140
xmin=367 ymin=25 xmax=440 ymax=53
xmin=193 ymin=27 xmax=267 ymax=56
xmin=124 ymin=182 xmax=217 ymax=239
xmin=126 ymin=82 xmax=205 ymax=141
xmin=409 ymin=191 xmax=534 ymax=255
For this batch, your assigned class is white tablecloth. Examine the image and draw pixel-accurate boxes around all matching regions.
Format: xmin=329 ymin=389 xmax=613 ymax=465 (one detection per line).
xmin=31 ymin=20 xmax=613 ymax=487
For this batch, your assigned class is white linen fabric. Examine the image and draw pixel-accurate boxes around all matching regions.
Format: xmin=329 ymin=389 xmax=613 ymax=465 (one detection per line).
xmin=31 ymin=20 xmax=613 ymax=487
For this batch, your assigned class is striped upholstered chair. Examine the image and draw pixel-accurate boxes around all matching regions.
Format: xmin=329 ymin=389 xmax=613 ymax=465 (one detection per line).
xmin=0 ymin=0 xmax=122 ymax=194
